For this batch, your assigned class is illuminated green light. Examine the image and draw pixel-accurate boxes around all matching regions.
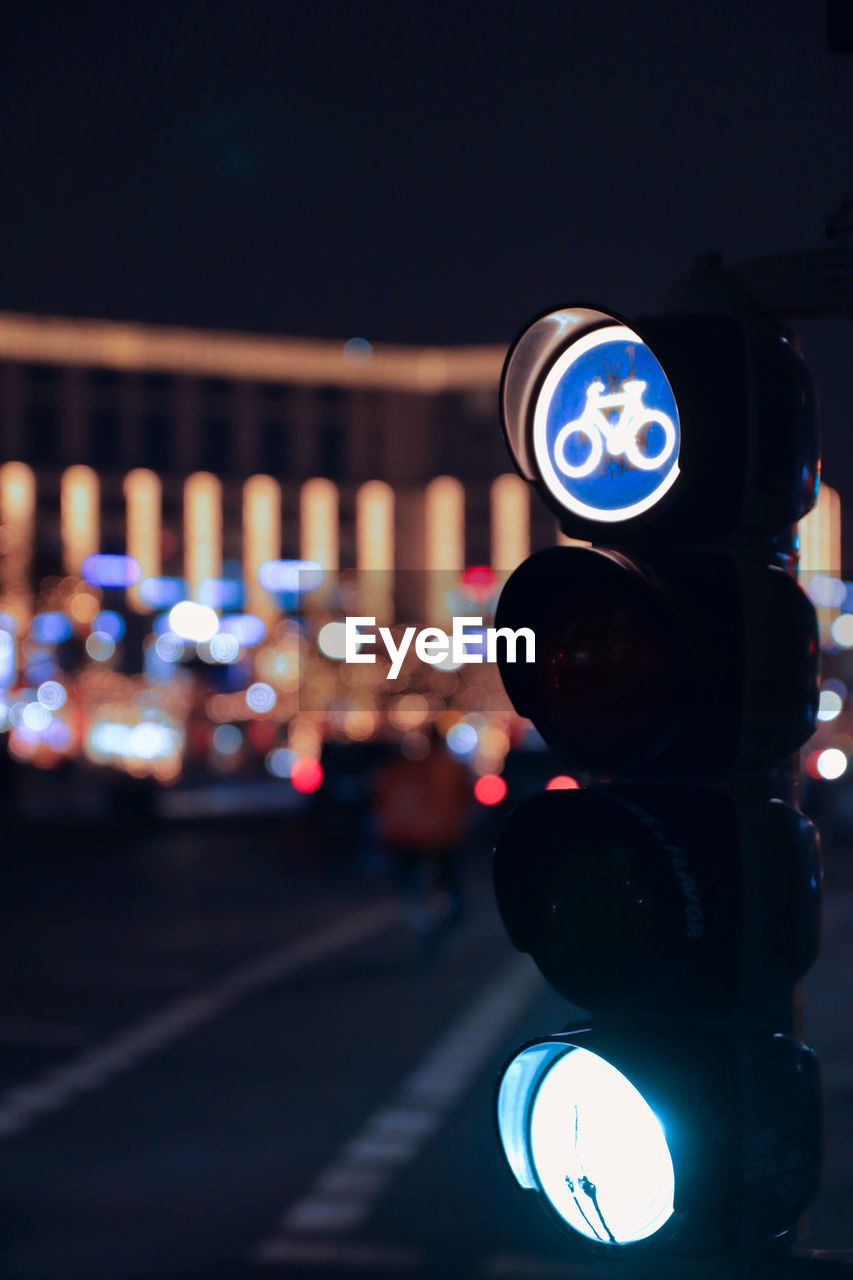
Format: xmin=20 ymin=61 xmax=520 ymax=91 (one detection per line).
xmin=498 ymin=1043 xmax=675 ymax=1246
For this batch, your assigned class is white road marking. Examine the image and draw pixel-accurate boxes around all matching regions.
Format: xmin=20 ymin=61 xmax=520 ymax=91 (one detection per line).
xmin=0 ymin=900 xmax=398 ymax=1140
xmin=254 ymin=954 xmax=541 ymax=1263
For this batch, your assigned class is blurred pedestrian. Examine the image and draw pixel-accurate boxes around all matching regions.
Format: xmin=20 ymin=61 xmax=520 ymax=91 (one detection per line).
xmin=372 ymin=725 xmax=474 ymax=959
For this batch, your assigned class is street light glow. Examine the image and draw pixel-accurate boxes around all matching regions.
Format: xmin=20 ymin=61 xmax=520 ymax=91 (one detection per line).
xmin=817 ymin=748 xmax=847 ymax=780
xmin=817 ymin=689 xmax=843 ymax=721
xmin=168 ymin=601 xmax=219 ymax=643
xmin=830 ymin=613 xmax=853 ymax=647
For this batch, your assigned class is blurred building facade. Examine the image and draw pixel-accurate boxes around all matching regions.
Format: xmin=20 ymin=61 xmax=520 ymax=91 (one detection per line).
xmin=0 ymin=312 xmax=558 ymax=795
xmin=0 ymin=311 xmax=561 ymax=615
xmin=0 ymin=311 xmax=843 ymax=802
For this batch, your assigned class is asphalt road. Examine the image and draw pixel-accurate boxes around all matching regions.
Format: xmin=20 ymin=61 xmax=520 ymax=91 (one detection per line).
xmin=1 ymin=816 xmax=851 ymax=1279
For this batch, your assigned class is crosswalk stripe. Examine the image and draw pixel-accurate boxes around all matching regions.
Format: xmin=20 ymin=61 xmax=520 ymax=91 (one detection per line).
xmin=253 ymin=954 xmax=541 ymax=1261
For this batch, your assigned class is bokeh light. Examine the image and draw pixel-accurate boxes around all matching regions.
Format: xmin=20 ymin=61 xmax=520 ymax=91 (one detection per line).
xmin=343 ymin=337 xmax=372 ymax=363
xmin=155 ymin=632 xmax=185 ymax=663
xmin=82 ymin=553 xmax=141 ymax=588
xmin=37 ymin=680 xmax=67 ymax=710
xmin=388 ymin=693 xmax=429 ymax=731
xmin=818 ymin=689 xmax=844 ymax=722
xmin=447 ymin=721 xmax=478 ymax=755
xmin=474 ymin=773 xmax=507 ymax=805
xmin=318 ymin=621 xmax=348 ymax=659
xmin=22 ymin=702 xmax=51 ymax=732
xmin=266 ymin=747 xmax=296 ymax=778
xmin=219 ymin=613 xmax=266 ymax=646
xmin=258 ymin=559 xmax=324 ymax=594
xmin=212 ymin=724 xmax=243 ymax=755
xmin=246 ymin=682 xmax=276 ymax=713
xmin=139 ymin=577 xmax=184 ymax=608
xmin=85 ymin=631 xmax=116 ymax=662
xmin=209 ymin=632 xmax=240 ymax=663
xmin=69 ymin=591 xmax=100 ymax=624
xmin=806 ymin=574 xmax=847 ymax=608
xmin=817 ymin=748 xmax=847 ymax=780
xmin=343 ymin=709 xmax=377 ymax=740
xmin=0 ymin=630 xmax=16 ymax=686
xmin=31 ymin=613 xmax=72 ymax=644
xmin=291 ymin=756 xmax=323 ymax=793
xmin=169 ymin=601 xmax=219 ymax=643
xmin=8 ymin=694 xmax=35 ymax=728
xmin=830 ymin=613 xmax=853 ymax=648
xmin=93 ymin=610 xmax=126 ymax=641
xmin=44 ymin=717 xmax=71 ymax=751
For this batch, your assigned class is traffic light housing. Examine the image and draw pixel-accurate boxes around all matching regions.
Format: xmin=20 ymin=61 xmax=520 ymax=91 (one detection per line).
xmin=495 ymin=545 xmax=818 ymax=775
xmin=500 ymin=304 xmax=819 ymax=542
xmin=494 ymin=786 xmax=820 ymax=1013
xmin=492 ymin=300 xmax=825 ymax=1262
xmin=497 ymin=1024 xmax=822 ymax=1255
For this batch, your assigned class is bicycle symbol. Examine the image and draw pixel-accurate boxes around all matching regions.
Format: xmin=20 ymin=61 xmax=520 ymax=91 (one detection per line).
xmin=553 ymin=379 xmax=677 ymax=479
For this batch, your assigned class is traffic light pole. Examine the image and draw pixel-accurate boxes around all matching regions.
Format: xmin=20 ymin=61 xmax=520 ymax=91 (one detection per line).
xmin=488 ymin=281 xmax=850 ymax=1269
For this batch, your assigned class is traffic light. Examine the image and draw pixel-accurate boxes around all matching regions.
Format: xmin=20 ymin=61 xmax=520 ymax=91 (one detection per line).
xmin=492 ymin=299 xmax=825 ymax=1261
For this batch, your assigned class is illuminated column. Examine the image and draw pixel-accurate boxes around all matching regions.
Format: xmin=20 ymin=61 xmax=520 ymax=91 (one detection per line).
xmin=426 ymin=475 xmax=464 ymax=625
xmin=61 ymin=465 xmax=99 ymax=575
xmin=799 ymin=483 xmax=842 ymax=641
xmin=490 ymin=473 xmax=529 ymax=576
xmin=300 ymin=478 xmax=338 ymax=609
xmin=244 ymin=474 xmax=281 ymax=624
xmin=124 ymin=469 xmax=162 ymax=612
xmin=357 ymin=480 xmax=394 ymax=623
xmin=0 ymin=461 xmax=35 ymax=626
xmin=184 ymin=471 xmax=222 ymax=601
xmin=301 ymin=478 xmax=339 ymax=570
xmin=799 ymin=483 xmax=841 ymax=578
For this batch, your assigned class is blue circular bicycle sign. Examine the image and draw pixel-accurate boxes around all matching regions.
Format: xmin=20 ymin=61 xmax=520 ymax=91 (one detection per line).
xmin=531 ymin=324 xmax=681 ymax=523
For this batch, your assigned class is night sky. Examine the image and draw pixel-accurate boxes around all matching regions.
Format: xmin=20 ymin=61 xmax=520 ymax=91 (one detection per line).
xmin=2 ymin=1 xmax=852 ymax=515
